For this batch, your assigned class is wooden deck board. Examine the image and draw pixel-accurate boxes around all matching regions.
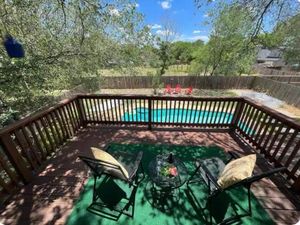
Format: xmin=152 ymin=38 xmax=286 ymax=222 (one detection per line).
xmin=0 ymin=127 xmax=299 ymax=225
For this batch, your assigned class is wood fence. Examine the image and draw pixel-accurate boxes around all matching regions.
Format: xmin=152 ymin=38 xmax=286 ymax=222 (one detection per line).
xmin=0 ymin=94 xmax=299 ymax=203
xmin=254 ymin=67 xmax=300 ymax=76
xmin=98 ymin=75 xmax=300 ymax=107
xmin=258 ymin=75 xmax=300 ymax=87
xmin=251 ymin=77 xmax=300 ymax=107
xmin=99 ymin=76 xmax=254 ymax=89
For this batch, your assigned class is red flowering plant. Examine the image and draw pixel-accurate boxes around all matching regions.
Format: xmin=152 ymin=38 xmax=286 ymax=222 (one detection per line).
xmin=160 ymin=164 xmax=178 ymax=178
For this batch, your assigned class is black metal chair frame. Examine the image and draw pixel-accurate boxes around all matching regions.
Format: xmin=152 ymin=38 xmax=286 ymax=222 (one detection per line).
xmin=79 ymin=149 xmax=145 ymax=220
xmin=187 ymin=152 xmax=286 ymax=225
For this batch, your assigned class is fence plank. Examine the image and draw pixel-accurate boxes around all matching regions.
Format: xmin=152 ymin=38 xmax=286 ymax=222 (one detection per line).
xmin=99 ymin=75 xmax=300 ymax=107
xmin=252 ymin=77 xmax=300 ymax=107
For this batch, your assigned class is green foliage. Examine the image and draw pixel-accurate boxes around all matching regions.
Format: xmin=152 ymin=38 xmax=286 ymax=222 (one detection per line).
xmin=191 ymin=4 xmax=256 ymax=75
xmin=255 ymin=33 xmax=284 ymax=49
xmin=193 ymin=0 xmax=300 ymax=74
xmin=257 ymin=13 xmax=300 ymax=67
xmin=0 ymin=109 xmax=19 ymax=128
xmin=195 ymin=0 xmax=299 ymax=38
xmin=169 ymin=40 xmax=204 ymax=65
xmin=151 ymin=72 xmax=164 ymax=95
xmin=279 ymin=14 xmax=300 ymax=67
xmin=156 ymin=40 xmax=172 ymax=76
xmin=154 ymin=39 xmax=204 ymax=77
xmin=190 ymin=44 xmax=209 ymax=74
xmin=0 ymin=0 xmax=151 ymax=125
xmin=1 ymin=0 xmax=299 ymax=129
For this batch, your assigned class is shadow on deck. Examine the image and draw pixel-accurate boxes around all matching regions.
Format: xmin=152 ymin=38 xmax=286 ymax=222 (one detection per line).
xmin=0 ymin=126 xmax=299 ymax=225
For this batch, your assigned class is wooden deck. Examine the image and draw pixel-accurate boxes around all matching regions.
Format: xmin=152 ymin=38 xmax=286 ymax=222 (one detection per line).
xmin=0 ymin=127 xmax=299 ymax=225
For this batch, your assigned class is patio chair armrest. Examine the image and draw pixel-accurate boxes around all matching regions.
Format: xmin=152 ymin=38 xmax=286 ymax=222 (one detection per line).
xmin=129 ymin=151 xmax=143 ymax=181
xmin=246 ymin=167 xmax=286 ymax=185
xmin=196 ymin=160 xmax=221 ymax=191
xmin=226 ymin=151 xmax=239 ymax=163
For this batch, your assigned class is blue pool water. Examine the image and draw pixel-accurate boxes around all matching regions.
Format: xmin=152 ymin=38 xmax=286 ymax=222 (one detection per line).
xmin=123 ymin=107 xmax=253 ymax=135
xmin=122 ymin=107 xmax=234 ymax=124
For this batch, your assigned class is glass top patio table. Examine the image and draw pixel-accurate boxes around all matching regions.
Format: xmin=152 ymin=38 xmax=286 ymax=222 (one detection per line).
xmin=148 ymin=153 xmax=189 ymax=190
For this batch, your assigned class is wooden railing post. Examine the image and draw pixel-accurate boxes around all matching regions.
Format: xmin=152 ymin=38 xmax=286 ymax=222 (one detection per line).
xmin=292 ymin=177 xmax=300 ymax=192
xmin=0 ymin=133 xmax=32 ymax=184
xmin=148 ymin=98 xmax=152 ymax=130
xmin=75 ymin=96 xmax=86 ymax=127
xmin=230 ymin=99 xmax=245 ymax=131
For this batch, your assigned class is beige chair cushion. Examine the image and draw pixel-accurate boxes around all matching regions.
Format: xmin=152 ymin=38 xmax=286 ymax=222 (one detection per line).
xmin=217 ymin=154 xmax=256 ymax=189
xmin=91 ymin=147 xmax=129 ymax=179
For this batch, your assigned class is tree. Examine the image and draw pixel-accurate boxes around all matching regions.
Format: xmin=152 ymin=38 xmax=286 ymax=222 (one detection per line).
xmin=190 ymin=44 xmax=209 ymax=75
xmin=0 ymin=0 xmax=150 ymax=123
xmin=255 ymin=33 xmax=284 ymax=49
xmin=170 ymin=40 xmax=204 ymax=65
xmin=195 ymin=0 xmax=300 ymax=39
xmin=150 ymin=15 xmax=178 ymax=94
xmin=155 ymin=15 xmax=178 ymax=76
xmin=254 ymin=13 xmax=300 ymax=69
xmin=277 ymin=14 xmax=300 ymax=68
xmin=192 ymin=4 xmax=256 ymax=75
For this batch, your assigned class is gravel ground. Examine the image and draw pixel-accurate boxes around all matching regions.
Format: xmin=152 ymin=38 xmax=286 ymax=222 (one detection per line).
xmin=232 ymin=90 xmax=284 ymax=108
xmin=232 ymin=89 xmax=300 ymax=120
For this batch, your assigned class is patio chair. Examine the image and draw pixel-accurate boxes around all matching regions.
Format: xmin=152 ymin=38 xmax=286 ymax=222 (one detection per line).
xmin=185 ymin=86 xmax=193 ymax=95
xmin=187 ymin=152 xmax=286 ymax=225
xmin=173 ymin=84 xmax=182 ymax=94
xmin=79 ymin=146 xmax=145 ymax=220
xmin=164 ymin=84 xmax=172 ymax=94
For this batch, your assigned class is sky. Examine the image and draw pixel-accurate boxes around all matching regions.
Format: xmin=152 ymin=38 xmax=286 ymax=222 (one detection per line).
xmin=135 ymin=0 xmax=300 ymax=43
xmin=135 ymin=0 xmax=215 ymax=43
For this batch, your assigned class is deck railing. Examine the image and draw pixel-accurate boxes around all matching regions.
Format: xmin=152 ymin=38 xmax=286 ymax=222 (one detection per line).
xmin=235 ymin=98 xmax=300 ymax=190
xmin=77 ymin=95 xmax=241 ymax=129
xmin=0 ymin=94 xmax=299 ymax=202
xmin=0 ymin=97 xmax=83 ymax=198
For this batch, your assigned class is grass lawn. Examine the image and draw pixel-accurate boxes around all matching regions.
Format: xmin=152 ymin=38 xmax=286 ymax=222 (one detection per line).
xmin=99 ymin=65 xmax=192 ymax=76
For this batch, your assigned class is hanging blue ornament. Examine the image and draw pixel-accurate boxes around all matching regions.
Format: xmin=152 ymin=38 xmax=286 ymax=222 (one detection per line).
xmin=3 ymin=35 xmax=25 ymax=58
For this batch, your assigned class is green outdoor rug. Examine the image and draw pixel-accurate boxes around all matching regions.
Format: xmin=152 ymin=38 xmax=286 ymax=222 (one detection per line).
xmin=65 ymin=143 xmax=275 ymax=225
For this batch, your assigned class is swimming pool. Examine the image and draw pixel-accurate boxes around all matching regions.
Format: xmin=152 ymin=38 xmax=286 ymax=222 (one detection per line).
xmin=122 ymin=107 xmax=234 ymax=124
xmin=122 ymin=107 xmax=253 ymax=134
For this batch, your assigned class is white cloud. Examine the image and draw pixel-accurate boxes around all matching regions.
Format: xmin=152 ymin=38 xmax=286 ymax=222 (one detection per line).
xmin=159 ymin=0 xmax=172 ymax=9
xmin=156 ymin=30 xmax=164 ymax=35
xmin=150 ymin=24 xmax=162 ymax=29
xmin=193 ymin=30 xmax=202 ymax=34
xmin=161 ymin=1 xmax=171 ymax=9
xmin=135 ymin=3 xmax=140 ymax=7
xmin=204 ymin=13 xmax=209 ymax=18
xmin=156 ymin=29 xmax=175 ymax=36
xmin=109 ymin=8 xmax=120 ymax=16
xmin=156 ymin=29 xmax=166 ymax=36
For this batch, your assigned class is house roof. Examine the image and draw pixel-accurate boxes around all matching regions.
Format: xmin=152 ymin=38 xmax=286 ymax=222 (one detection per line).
xmin=257 ymin=48 xmax=282 ymax=61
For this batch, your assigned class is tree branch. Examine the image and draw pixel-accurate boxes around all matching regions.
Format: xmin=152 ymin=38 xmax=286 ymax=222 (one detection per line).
xmin=250 ymin=0 xmax=275 ymax=39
